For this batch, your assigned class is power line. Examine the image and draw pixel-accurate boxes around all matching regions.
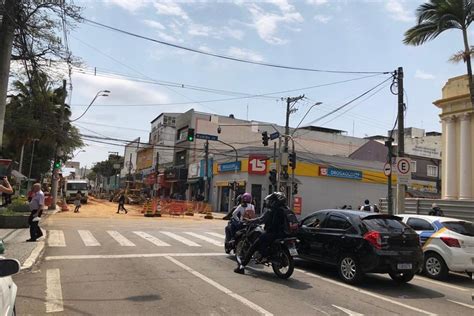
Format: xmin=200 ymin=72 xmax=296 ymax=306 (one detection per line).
xmin=83 ymin=18 xmax=391 ymax=75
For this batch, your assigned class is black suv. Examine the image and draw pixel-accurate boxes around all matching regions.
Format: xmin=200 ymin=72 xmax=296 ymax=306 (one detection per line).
xmin=297 ymin=210 xmax=423 ymax=284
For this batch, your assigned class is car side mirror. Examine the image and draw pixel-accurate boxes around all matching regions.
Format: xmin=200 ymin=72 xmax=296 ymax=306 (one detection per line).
xmin=0 ymin=259 xmax=20 ymax=277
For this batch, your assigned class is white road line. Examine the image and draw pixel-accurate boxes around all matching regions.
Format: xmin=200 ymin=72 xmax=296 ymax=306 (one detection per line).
xmin=447 ymin=299 xmax=474 ymax=309
xmin=161 ymin=231 xmax=201 ymax=247
xmin=414 ymin=276 xmax=470 ymax=292
xmin=205 ymin=232 xmax=226 ymax=239
xmin=295 ymin=269 xmax=437 ymax=316
xmin=332 ymin=305 xmax=364 ymax=316
xmin=133 ymin=231 xmax=170 ymax=247
xmin=107 ymin=231 xmax=136 ymax=247
xmin=185 ymin=232 xmax=224 ymax=247
xmin=46 ymin=269 xmax=64 ymax=313
xmin=78 ymin=230 xmax=101 ymax=247
xmin=48 ymin=230 xmax=66 ymax=247
xmin=165 ymin=256 xmax=273 ymax=316
xmin=45 ymin=253 xmax=227 ymax=260
xmin=21 ymin=240 xmax=45 ymax=270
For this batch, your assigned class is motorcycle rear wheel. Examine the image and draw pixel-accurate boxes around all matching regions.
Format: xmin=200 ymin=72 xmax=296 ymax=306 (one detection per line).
xmin=272 ymin=248 xmax=294 ymax=279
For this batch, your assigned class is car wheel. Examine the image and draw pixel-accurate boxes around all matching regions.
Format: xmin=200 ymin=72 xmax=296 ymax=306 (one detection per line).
xmin=424 ymin=252 xmax=448 ymax=280
xmin=338 ymin=255 xmax=363 ymax=284
xmin=389 ymin=271 xmax=415 ymax=283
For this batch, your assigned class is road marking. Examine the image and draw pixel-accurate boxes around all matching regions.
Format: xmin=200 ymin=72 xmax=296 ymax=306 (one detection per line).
xmin=206 ymin=232 xmax=226 ymax=239
xmin=45 ymin=253 xmax=227 ymax=260
xmin=21 ymin=240 xmax=45 ymax=270
xmin=107 ymin=231 xmax=136 ymax=247
xmin=161 ymin=231 xmax=201 ymax=247
xmin=78 ymin=230 xmax=101 ymax=247
xmin=165 ymin=256 xmax=273 ymax=316
xmin=48 ymin=230 xmax=66 ymax=247
xmin=185 ymin=232 xmax=224 ymax=247
xmin=295 ymin=269 xmax=436 ymax=316
xmin=133 ymin=231 xmax=170 ymax=247
xmin=447 ymin=299 xmax=474 ymax=309
xmin=332 ymin=305 xmax=364 ymax=316
xmin=46 ymin=269 xmax=64 ymax=313
xmin=414 ymin=276 xmax=470 ymax=292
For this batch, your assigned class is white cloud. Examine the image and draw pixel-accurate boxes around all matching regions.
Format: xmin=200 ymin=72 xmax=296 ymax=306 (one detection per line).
xmin=188 ymin=23 xmax=212 ymax=37
xmin=153 ymin=2 xmax=189 ymax=20
xmin=157 ymin=31 xmax=183 ymax=43
xmin=223 ymin=27 xmax=245 ymax=40
xmin=198 ymin=45 xmax=213 ymax=53
xmin=105 ymin=0 xmax=148 ymax=12
xmin=415 ymin=70 xmax=435 ymax=80
xmin=307 ymin=0 xmax=328 ymax=5
xmin=143 ymin=19 xmax=165 ymax=30
xmin=227 ymin=47 xmax=264 ymax=62
xmin=385 ymin=0 xmax=414 ymax=22
xmin=314 ymin=14 xmax=332 ymax=23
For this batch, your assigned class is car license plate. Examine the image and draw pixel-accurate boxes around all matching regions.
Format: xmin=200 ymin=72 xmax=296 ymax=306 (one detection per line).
xmin=288 ymin=246 xmax=298 ymax=257
xmin=397 ymin=263 xmax=412 ymax=270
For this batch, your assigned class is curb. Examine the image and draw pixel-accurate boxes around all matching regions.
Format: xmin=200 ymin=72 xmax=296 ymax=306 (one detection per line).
xmin=21 ymin=232 xmax=47 ymax=270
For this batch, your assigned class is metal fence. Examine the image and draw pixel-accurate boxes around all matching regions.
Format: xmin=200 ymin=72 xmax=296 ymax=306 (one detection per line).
xmin=379 ymin=198 xmax=474 ymax=223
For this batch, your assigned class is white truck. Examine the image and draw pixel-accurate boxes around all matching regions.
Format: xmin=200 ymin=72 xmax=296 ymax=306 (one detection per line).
xmin=64 ymin=179 xmax=89 ymax=204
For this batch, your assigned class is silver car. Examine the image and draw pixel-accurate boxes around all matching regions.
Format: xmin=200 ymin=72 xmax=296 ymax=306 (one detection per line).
xmin=0 ymin=258 xmax=20 ymax=316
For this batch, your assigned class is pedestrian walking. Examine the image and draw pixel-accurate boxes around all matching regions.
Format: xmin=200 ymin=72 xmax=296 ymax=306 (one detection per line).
xmin=360 ymin=199 xmax=375 ymax=212
xmin=74 ymin=190 xmax=82 ymax=213
xmin=429 ymin=203 xmax=444 ymax=216
xmin=27 ymin=183 xmax=44 ymax=242
xmin=117 ymin=193 xmax=128 ymax=214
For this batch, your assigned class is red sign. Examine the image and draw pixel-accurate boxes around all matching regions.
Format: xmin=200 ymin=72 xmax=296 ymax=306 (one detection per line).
xmin=248 ymin=155 xmax=267 ymax=175
xmin=293 ymin=196 xmax=302 ymax=215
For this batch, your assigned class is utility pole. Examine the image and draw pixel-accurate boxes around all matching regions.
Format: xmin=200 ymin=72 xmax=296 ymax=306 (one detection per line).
xmin=385 ymin=138 xmax=394 ymax=215
xmin=155 ymin=151 xmax=159 ymax=197
xmin=27 ymin=139 xmax=39 ymax=191
xmin=396 ymin=67 xmax=405 ymax=214
xmin=0 ymin=0 xmax=18 ymax=148
xmin=50 ymin=79 xmax=67 ymax=209
xmin=283 ymin=95 xmax=304 ymax=198
xmin=204 ymin=140 xmax=209 ymax=202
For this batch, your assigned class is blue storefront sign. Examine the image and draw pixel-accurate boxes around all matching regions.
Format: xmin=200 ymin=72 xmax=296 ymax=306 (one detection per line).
xmin=320 ymin=167 xmax=362 ymax=180
xmin=199 ymin=158 xmax=213 ymax=178
xmin=218 ymin=161 xmax=241 ymax=173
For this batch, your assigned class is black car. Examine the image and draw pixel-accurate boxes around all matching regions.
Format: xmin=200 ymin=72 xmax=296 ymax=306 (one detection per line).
xmin=297 ymin=209 xmax=423 ymax=284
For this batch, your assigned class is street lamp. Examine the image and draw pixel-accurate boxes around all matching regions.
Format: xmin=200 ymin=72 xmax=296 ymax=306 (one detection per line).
xmin=70 ymin=90 xmax=111 ymax=122
xmin=27 ymin=139 xmax=40 ymax=191
xmin=292 ymin=102 xmax=323 ymax=136
xmin=72 ymin=149 xmax=86 ymax=159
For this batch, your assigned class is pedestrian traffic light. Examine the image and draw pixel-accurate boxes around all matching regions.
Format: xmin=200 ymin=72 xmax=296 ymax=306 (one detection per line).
xmin=187 ymin=128 xmax=195 ymax=142
xmin=269 ymin=169 xmax=277 ymax=185
xmin=293 ymin=183 xmax=298 ymax=195
xmin=289 ymin=152 xmax=296 ymax=169
xmin=261 ymin=131 xmax=269 ymax=146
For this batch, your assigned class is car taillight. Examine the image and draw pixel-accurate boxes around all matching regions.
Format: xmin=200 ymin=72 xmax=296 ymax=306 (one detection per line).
xmin=364 ymin=231 xmax=381 ymax=249
xmin=440 ymin=236 xmax=461 ymax=248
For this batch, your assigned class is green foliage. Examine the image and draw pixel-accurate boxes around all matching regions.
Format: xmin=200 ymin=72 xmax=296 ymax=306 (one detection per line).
xmin=92 ymin=156 xmax=124 ymax=178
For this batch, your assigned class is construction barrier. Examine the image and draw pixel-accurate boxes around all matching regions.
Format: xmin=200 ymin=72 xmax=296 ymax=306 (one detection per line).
xmin=143 ymin=200 xmax=153 ymax=217
xmin=157 ymin=199 xmax=213 ymax=217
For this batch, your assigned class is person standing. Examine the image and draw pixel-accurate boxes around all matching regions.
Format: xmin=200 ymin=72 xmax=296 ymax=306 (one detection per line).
xmin=360 ymin=199 xmax=374 ymax=212
xmin=117 ymin=193 xmax=128 ymax=214
xmin=74 ymin=190 xmax=82 ymax=213
xmin=27 ymin=183 xmax=44 ymax=242
xmin=429 ymin=203 xmax=444 ymax=216
xmin=0 ymin=176 xmax=13 ymax=194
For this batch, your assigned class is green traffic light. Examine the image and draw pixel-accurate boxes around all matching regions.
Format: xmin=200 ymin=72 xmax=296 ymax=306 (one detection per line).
xmin=54 ymin=161 xmax=61 ymax=169
xmin=187 ymin=135 xmax=194 ymax=141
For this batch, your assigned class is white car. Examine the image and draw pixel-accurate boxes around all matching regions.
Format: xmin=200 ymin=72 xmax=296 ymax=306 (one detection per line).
xmin=0 ymin=258 xmax=20 ymax=316
xmin=399 ymin=214 xmax=474 ymax=279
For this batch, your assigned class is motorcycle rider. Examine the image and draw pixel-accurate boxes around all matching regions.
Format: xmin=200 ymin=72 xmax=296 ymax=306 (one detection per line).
xmin=234 ymin=192 xmax=287 ymax=274
xmin=225 ymin=193 xmax=255 ymax=248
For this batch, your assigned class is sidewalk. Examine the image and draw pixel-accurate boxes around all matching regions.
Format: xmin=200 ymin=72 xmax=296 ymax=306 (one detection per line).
xmin=1 ymin=228 xmax=43 ymax=269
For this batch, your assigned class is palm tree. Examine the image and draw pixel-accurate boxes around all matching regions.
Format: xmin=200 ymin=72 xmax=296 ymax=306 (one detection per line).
xmin=404 ymin=0 xmax=474 ymax=106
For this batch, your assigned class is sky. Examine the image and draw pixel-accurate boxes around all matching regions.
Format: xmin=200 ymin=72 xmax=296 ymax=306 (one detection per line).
xmin=61 ymin=0 xmax=472 ymax=168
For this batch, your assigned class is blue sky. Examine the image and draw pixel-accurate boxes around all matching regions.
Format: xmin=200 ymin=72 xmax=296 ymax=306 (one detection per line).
xmin=66 ymin=0 xmax=471 ymax=167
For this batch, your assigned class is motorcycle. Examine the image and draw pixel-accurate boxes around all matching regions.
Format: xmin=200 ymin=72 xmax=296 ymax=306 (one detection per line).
xmin=224 ymin=220 xmax=247 ymax=254
xmin=234 ymin=222 xmax=298 ymax=279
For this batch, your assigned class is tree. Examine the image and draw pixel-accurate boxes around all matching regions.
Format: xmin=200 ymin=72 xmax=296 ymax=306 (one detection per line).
xmin=91 ymin=156 xmax=124 ymax=179
xmin=404 ymin=0 xmax=474 ymax=106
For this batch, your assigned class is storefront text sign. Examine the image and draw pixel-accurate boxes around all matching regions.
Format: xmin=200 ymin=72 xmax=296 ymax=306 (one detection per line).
xmin=293 ymin=197 xmax=302 ymax=215
xmin=319 ymin=167 xmax=362 ymax=180
xmin=218 ymin=161 xmax=241 ymax=173
xmin=248 ymin=155 xmax=267 ymax=175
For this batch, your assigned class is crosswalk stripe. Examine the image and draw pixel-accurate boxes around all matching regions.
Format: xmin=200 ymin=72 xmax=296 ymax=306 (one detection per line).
xmin=184 ymin=232 xmax=224 ymax=247
xmin=161 ymin=231 xmax=201 ymax=247
xmin=107 ymin=231 xmax=136 ymax=247
xmin=133 ymin=231 xmax=170 ymax=247
xmin=48 ymin=230 xmax=66 ymax=247
xmin=78 ymin=230 xmax=101 ymax=247
xmin=205 ymin=232 xmax=225 ymax=239
xmin=46 ymin=269 xmax=64 ymax=313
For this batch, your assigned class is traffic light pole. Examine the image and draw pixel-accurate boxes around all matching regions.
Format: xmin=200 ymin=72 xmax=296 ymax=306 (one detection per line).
xmin=396 ymin=67 xmax=405 ymax=214
xmin=204 ymin=140 xmax=209 ymax=202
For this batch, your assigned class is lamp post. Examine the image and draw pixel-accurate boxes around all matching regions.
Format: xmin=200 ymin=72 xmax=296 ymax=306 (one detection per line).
xmin=70 ymin=90 xmax=110 ymax=122
xmin=292 ymin=102 xmax=323 ymax=136
xmin=26 ymin=139 xmax=39 ymax=192
xmin=72 ymin=149 xmax=86 ymax=159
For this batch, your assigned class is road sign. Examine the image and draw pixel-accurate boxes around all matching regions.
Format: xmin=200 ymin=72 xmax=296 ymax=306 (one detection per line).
xmin=383 ymin=163 xmax=391 ymax=177
xmin=248 ymin=155 xmax=267 ymax=175
xmin=113 ymin=163 xmax=121 ymax=170
xmin=270 ymin=131 xmax=280 ymax=140
xmin=195 ymin=133 xmax=218 ymax=141
xmin=396 ymin=157 xmax=411 ymax=185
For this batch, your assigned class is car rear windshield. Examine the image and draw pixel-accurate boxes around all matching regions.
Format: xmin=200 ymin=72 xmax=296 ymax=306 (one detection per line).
xmin=66 ymin=183 xmax=88 ymax=191
xmin=362 ymin=217 xmax=408 ymax=232
xmin=443 ymin=221 xmax=474 ymax=237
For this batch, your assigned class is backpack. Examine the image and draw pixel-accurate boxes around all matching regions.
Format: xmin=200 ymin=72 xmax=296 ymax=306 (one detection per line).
xmin=363 ymin=205 xmax=371 ymax=212
xmin=282 ymin=206 xmax=299 ymax=235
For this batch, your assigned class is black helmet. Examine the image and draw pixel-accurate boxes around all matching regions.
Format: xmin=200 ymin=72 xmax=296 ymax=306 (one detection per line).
xmin=264 ymin=192 xmax=287 ymax=209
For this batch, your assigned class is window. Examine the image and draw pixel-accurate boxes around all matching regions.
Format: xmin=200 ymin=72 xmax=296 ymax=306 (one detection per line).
xmin=302 ymin=212 xmax=326 ymax=228
xmin=177 ymin=127 xmax=188 ymax=141
xmin=325 ymin=215 xmax=352 ymax=230
xmin=175 ymin=150 xmax=186 ymax=165
xmin=410 ymin=161 xmax=417 ymax=173
xmin=427 ymin=165 xmax=438 ymax=177
xmin=407 ymin=218 xmax=434 ymax=231
xmin=363 ymin=217 xmax=407 ymax=232
xmin=443 ymin=221 xmax=474 ymax=237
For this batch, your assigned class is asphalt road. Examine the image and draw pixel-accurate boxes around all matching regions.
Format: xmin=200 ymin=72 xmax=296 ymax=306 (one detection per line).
xmin=13 ymin=210 xmax=474 ymax=315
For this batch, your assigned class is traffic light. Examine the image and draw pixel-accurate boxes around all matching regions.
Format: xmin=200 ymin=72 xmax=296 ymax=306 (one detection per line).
xmin=269 ymin=169 xmax=277 ymax=185
xmin=289 ymin=152 xmax=296 ymax=169
xmin=53 ymin=160 xmax=61 ymax=169
xmin=187 ymin=128 xmax=195 ymax=142
xmin=261 ymin=131 xmax=269 ymax=146
xmin=293 ymin=183 xmax=298 ymax=195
